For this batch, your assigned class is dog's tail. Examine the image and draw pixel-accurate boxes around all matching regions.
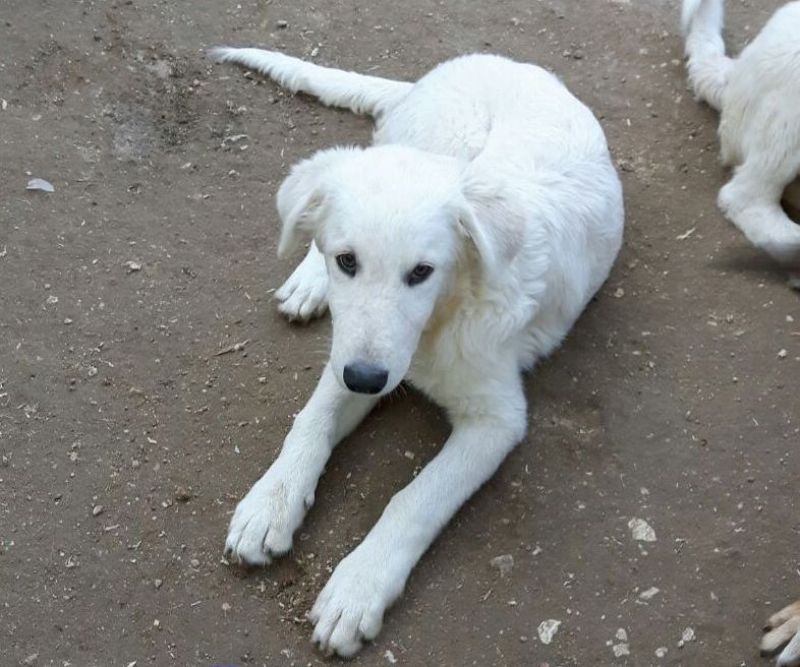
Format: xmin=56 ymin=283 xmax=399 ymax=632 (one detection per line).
xmin=681 ymin=0 xmax=733 ymax=110
xmin=208 ymin=47 xmax=413 ymax=116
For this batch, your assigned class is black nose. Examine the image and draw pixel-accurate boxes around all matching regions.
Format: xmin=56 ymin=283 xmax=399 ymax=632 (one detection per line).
xmin=342 ymin=361 xmax=389 ymax=394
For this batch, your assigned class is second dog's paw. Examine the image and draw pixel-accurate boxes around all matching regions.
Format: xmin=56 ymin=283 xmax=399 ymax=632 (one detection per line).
xmin=309 ymin=547 xmax=402 ymax=657
xmin=224 ymin=468 xmax=313 ymax=566
xmin=762 ymin=599 xmax=800 ymax=666
xmin=275 ymin=257 xmax=328 ymax=321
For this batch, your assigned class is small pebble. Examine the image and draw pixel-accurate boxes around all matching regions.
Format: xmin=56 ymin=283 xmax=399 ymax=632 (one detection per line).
xmin=490 ymin=554 xmax=514 ymax=576
xmin=27 ymin=177 xmax=54 ymax=193
xmin=639 ymin=586 xmax=660 ymax=600
xmin=628 ymin=517 xmax=657 ymax=542
xmin=92 ymin=505 xmax=104 ymax=516
xmin=678 ymin=626 xmax=695 ymax=647
xmin=613 ymin=643 xmax=630 ymax=657
xmin=537 ymin=619 xmax=561 ymax=645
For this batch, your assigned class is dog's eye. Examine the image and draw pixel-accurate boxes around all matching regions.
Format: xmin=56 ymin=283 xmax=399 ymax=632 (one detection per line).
xmin=407 ymin=263 xmax=434 ymax=286
xmin=336 ymin=252 xmax=357 ymax=277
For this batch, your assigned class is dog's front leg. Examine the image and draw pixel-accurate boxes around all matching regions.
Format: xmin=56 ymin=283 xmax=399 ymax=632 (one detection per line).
xmin=310 ymin=377 xmax=527 ymax=657
xmin=225 ymin=364 xmax=378 ymax=565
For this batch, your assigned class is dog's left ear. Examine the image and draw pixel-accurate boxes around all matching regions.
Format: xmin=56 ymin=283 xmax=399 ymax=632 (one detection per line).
xmin=275 ymin=147 xmax=359 ymax=257
xmin=455 ymin=180 xmax=525 ymax=280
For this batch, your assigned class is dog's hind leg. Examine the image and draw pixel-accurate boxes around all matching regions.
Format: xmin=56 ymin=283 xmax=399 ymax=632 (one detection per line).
xmin=275 ymin=242 xmax=328 ymax=321
xmin=718 ymin=159 xmax=800 ymax=265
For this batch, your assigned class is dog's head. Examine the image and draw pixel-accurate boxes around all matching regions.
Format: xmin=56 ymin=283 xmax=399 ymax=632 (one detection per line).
xmin=275 ymin=145 xmax=520 ymax=396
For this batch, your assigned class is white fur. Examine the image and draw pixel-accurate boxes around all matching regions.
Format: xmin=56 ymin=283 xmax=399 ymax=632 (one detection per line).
xmin=211 ymin=47 xmax=623 ymax=657
xmin=683 ymin=0 xmax=800 ymax=265
xmin=762 ymin=599 xmax=800 ymax=667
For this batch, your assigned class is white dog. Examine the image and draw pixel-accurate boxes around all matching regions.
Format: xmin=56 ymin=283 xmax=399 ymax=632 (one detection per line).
xmin=682 ymin=0 xmax=800 ymax=265
xmin=210 ymin=46 xmax=624 ymax=657
xmin=684 ymin=2 xmax=800 ymax=664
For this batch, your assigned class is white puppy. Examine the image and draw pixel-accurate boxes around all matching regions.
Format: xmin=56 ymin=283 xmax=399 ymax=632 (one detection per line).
xmin=210 ymin=47 xmax=623 ymax=657
xmin=682 ymin=0 xmax=800 ymax=265
xmin=684 ymin=3 xmax=800 ymax=663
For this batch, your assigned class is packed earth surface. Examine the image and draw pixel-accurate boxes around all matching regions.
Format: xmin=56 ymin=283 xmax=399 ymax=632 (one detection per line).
xmin=2 ymin=1 xmax=799 ymax=665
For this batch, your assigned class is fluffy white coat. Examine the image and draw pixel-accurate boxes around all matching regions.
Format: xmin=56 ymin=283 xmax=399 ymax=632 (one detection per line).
xmin=683 ymin=0 xmax=800 ymax=265
xmin=210 ymin=47 xmax=624 ymax=657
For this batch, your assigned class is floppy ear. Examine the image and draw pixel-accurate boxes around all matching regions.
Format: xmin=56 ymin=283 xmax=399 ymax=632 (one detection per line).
xmin=455 ymin=179 xmax=525 ymax=279
xmin=275 ymin=147 xmax=357 ymax=257
xmin=454 ymin=198 xmax=500 ymax=277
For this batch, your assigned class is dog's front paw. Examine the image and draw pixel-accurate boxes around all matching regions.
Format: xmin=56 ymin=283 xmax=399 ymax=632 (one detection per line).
xmin=762 ymin=599 xmax=800 ymax=666
xmin=275 ymin=255 xmax=328 ymax=321
xmin=224 ymin=466 xmax=313 ymax=566
xmin=309 ymin=547 xmax=403 ymax=657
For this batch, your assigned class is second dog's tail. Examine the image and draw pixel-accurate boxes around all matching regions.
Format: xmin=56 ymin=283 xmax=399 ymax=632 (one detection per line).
xmin=681 ymin=0 xmax=733 ymax=110
xmin=209 ymin=47 xmax=413 ymax=117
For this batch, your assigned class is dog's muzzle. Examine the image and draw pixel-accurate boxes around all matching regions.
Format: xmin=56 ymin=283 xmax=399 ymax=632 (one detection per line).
xmin=342 ymin=361 xmax=389 ymax=394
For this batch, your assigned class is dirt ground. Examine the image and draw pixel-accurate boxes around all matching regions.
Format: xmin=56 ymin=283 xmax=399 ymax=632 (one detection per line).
xmin=2 ymin=0 xmax=799 ymax=665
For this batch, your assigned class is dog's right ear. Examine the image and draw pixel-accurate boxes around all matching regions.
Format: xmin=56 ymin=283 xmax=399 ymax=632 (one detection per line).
xmin=275 ymin=147 xmax=357 ymax=257
xmin=454 ymin=178 xmax=526 ymax=284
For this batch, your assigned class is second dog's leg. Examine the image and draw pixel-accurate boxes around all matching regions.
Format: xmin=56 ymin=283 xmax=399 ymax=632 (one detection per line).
xmin=718 ymin=161 xmax=800 ymax=265
xmin=309 ymin=371 xmax=527 ymax=657
xmin=275 ymin=242 xmax=329 ymax=321
xmin=225 ymin=364 xmax=378 ymax=565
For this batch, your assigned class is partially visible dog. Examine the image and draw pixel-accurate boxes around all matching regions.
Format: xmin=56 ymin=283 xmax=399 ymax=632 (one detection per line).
xmin=210 ymin=47 xmax=623 ymax=656
xmin=682 ymin=0 xmax=800 ymax=265
xmin=763 ymin=601 xmax=800 ymax=667
xmin=684 ymin=3 xmax=800 ymax=663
